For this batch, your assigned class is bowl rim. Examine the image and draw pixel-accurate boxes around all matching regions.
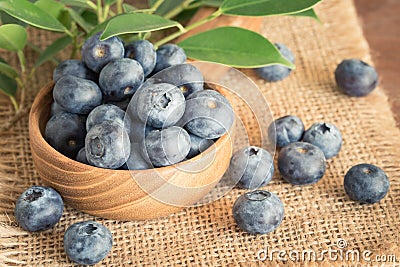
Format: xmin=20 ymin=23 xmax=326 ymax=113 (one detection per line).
xmin=29 ymin=81 xmax=233 ymax=174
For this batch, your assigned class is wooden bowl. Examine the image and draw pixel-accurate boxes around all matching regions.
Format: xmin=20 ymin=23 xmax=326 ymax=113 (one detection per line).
xmin=29 ymin=82 xmax=234 ymax=221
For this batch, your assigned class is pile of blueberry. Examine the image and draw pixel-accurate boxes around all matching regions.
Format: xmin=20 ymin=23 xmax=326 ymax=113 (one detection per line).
xmin=45 ymin=31 xmax=234 ymax=170
xmin=17 ymin=32 xmax=236 ymax=265
xmin=14 ymin=36 xmax=389 ymax=265
xmin=229 ymin=44 xmax=387 ymax=235
xmin=227 ymin=117 xmax=344 ymax=235
xmin=14 ymin=186 xmax=113 ymax=265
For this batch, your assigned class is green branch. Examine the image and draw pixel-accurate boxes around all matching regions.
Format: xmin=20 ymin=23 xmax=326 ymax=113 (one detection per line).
xmin=9 ymin=95 xmax=18 ymax=111
xmin=154 ymin=9 xmax=222 ymax=47
xmin=150 ymin=0 xmax=165 ymax=13
xmin=163 ymin=0 xmax=195 ymax=19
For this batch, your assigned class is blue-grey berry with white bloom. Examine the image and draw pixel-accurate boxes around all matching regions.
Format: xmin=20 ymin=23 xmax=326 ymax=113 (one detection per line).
xmin=302 ymin=122 xmax=342 ymax=159
xmin=15 ymin=186 xmax=63 ymax=232
xmin=344 ymin=163 xmax=389 ymax=203
xmin=63 ymin=220 xmax=113 ymax=265
xmin=228 ymin=146 xmax=274 ymax=189
xmin=254 ymin=43 xmax=295 ymax=82
xmin=233 ymin=190 xmax=284 ymax=234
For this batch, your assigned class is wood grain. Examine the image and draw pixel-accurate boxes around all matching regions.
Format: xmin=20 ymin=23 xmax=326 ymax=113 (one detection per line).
xmin=29 ymin=82 xmax=233 ymax=221
xmin=28 ymin=7 xmax=263 ymax=221
xmin=354 ymin=0 xmax=400 ymax=127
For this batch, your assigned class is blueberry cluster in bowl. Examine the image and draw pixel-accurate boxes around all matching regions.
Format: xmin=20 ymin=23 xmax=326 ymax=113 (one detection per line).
xmin=45 ymin=31 xmax=234 ymax=170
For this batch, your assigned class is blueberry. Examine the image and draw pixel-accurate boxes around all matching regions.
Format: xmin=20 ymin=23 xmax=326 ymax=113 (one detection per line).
xmin=105 ymin=97 xmax=131 ymax=111
xmin=14 ymin=186 xmax=63 ymax=232
xmin=121 ymin=142 xmax=152 ymax=170
xmin=153 ymin=44 xmax=186 ymax=73
xmin=99 ymin=58 xmax=144 ymax=101
xmin=53 ymin=75 xmax=102 ymax=115
xmin=63 ymin=220 xmax=112 ymax=265
xmin=85 ymin=121 xmax=130 ymax=169
xmin=133 ymin=82 xmax=185 ymax=128
xmin=335 ymin=59 xmax=378 ymax=97
xmin=125 ymin=40 xmax=156 ymax=77
xmin=228 ymin=146 xmax=274 ymax=190
xmin=233 ymin=190 xmax=284 ymax=234
xmin=86 ymin=104 xmax=132 ymax=135
xmin=53 ymin=59 xmax=97 ymax=82
xmin=187 ymin=133 xmax=214 ymax=159
xmin=268 ymin=115 xmax=304 ymax=148
xmin=302 ymin=122 xmax=342 ymax=159
xmin=50 ymin=101 xmax=65 ymax=117
xmin=76 ymin=147 xmax=89 ymax=165
xmin=143 ymin=126 xmax=190 ymax=167
xmin=147 ymin=64 xmax=204 ymax=98
xmin=81 ymin=32 xmax=124 ymax=73
xmin=278 ymin=142 xmax=326 ymax=185
xmin=344 ymin=163 xmax=389 ymax=203
xmin=45 ymin=111 xmax=86 ymax=158
xmin=127 ymin=117 xmax=154 ymax=143
xmin=254 ymin=43 xmax=295 ymax=82
xmin=181 ymin=90 xmax=234 ymax=139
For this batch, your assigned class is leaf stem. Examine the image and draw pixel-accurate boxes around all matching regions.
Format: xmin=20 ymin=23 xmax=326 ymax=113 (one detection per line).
xmin=109 ymin=9 xmax=116 ymax=16
xmin=70 ymin=22 xmax=79 ymax=59
xmin=97 ymin=0 xmax=104 ymax=24
xmin=28 ymin=67 xmax=36 ymax=80
xmin=15 ymin=75 xmax=27 ymax=114
xmin=17 ymin=51 xmax=26 ymax=74
xmin=154 ymin=9 xmax=222 ymax=48
xmin=9 ymin=96 xmax=18 ymax=111
xmin=150 ymin=0 xmax=165 ymax=13
xmin=134 ymin=8 xmax=154 ymax=13
xmin=102 ymin=4 xmax=110 ymax=21
xmin=185 ymin=1 xmax=203 ymax=10
xmin=163 ymin=0 xmax=194 ymax=19
xmin=64 ymin=29 xmax=74 ymax=38
xmin=116 ymin=0 xmax=123 ymax=14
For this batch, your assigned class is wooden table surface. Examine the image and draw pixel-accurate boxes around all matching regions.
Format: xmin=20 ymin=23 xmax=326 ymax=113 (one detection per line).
xmin=354 ymin=0 xmax=400 ymax=127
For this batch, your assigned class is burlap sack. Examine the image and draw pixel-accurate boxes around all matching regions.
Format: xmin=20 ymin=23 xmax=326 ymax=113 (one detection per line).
xmin=1 ymin=0 xmax=399 ymax=266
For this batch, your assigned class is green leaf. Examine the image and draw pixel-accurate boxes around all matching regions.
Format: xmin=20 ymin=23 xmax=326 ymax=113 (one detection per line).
xmin=101 ymin=13 xmax=184 ymax=40
xmin=86 ymin=20 xmax=108 ymax=39
xmin=0 ymin=11 xmax=26 ymax=26
xmin=104 ymin=0 xmax=116 ymax=5
xmin=220 ymin=0 xmax=321 ymax=16
xmin=34 ymin=35 xmax=72 ymax=67
xmin=122 ymin=3 xmax=137 ymax=12
xmin=178 ymin=26 xmax=295 ymax=68
xmin=153 ymin=0 xmax=185 ymax=17
xmin=174 ymin=7 xmax=199 ymax=24
xmin=59 ymin=0 xmax=96 ymax=10
xmin=81 ymin=10 xmax=98 ymax=26
xmin=0 ymin=62 xmax=17 ymax=97
xmin=201 ymin=0 xmax=224 ymax=7
xmin=67 ymin=8 xmax=92 ymax=33
xmin=0 ymin=0 xmax=66 ymax=32
xmin=58 ymin=9 xmax=72 ymax=28
xmin=34 ymin=0 xmax=64 ymax=19
xmin=0 ymin=24 xmax=27 ymax=51
xmin=0 ymin=61 xmax=18 ymax=78
xmin=291 ymin=8 xmax=320 ymax=22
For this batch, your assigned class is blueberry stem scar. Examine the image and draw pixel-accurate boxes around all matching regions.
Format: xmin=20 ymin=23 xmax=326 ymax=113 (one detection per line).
xmin=24 ymin=189 xmax=42 ymax=202
xmin=245 ymin=190 xmax=271 ymax=201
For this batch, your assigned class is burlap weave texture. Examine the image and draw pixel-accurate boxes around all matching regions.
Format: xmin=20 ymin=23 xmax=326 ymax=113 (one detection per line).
xmin=1 ymin=0 xmax=399 ymax=266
